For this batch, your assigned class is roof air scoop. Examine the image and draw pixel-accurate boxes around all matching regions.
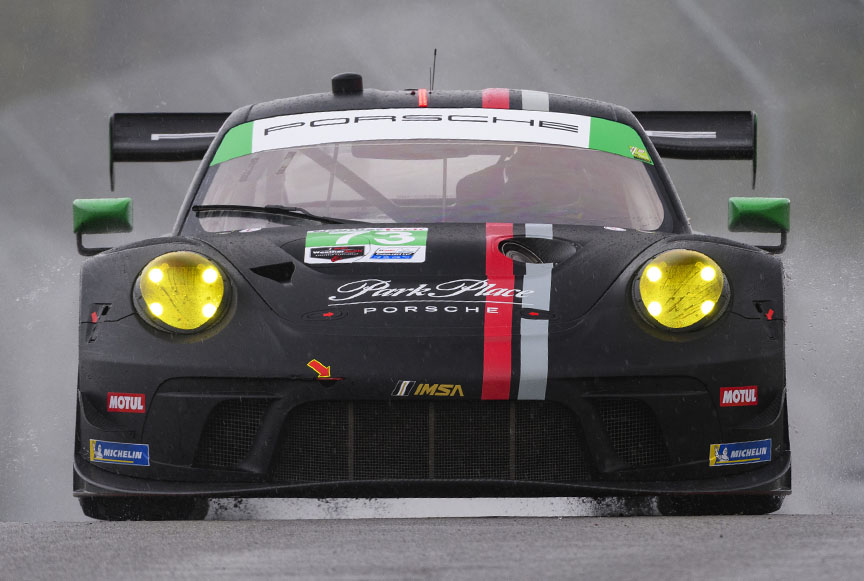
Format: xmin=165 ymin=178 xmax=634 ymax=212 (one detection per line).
xmin=499 ymin=237 xmax=578 ymax=264
xmin=331 ymin=73 xmax=363 ymax=95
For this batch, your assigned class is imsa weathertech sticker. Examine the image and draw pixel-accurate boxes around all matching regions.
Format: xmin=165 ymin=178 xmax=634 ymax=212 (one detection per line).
xmin=305 ymin=228 xmax=427 ymax=264
xmin=89 ymin=440 xmax=150 ymax=466
xmin=709 ymin=439 xmax=771 ymax=467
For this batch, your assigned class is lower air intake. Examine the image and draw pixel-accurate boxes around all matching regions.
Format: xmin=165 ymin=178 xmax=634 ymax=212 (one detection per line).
xmin=596 ymin=398 xmax=670 ymax=467
xmin=195 ymin=399 xmax=271 ymax=469
xmin=271 ymin=401 xmax=591 ymax=483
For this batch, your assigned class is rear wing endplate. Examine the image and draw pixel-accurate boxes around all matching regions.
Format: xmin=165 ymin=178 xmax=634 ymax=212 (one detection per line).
xmin=633 ymin=111 xmax=757 ymax=187
xmin=109 ymin=113 xmax=230 ymax=189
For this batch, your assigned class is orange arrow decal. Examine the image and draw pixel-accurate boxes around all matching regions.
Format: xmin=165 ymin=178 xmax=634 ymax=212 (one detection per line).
xmin=307 ymin=359 xmax=331 ymax=379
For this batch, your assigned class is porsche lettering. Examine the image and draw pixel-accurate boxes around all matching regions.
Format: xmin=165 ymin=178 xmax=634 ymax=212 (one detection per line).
xmin=263 ymin=113 xmax=580 ymax=135
xmin=363 ymin=305 xmax=498 ymax=314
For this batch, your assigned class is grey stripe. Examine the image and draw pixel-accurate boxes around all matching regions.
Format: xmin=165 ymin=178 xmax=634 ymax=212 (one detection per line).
xmin=525 ymin=222 xmax=553 ymax=240
xmin=151 ymin=132 xmax=218 ymax=141
xmin=521 ymin=90 xmax=550 ymax=112
xmin=645 ymin=130 xmax=717 ymax=139
xmin=519 ymin=223 xmax=553 ymax=400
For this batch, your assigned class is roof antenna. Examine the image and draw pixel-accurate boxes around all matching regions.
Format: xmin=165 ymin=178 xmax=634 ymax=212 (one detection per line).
xmin=429 ymin=48 xmax=438 ymax=91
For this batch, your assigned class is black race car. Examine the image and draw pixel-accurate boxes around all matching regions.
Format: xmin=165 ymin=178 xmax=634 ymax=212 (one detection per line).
xmin=73 ymin=73 xmax=791 ymax=520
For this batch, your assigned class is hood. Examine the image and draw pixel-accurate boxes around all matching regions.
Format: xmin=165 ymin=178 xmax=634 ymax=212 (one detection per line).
xmin=201 ymin=223 xmax=670 ymax=332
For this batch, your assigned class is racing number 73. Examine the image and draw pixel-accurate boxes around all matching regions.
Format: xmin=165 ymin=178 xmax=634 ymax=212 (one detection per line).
xmin=335 ymin=230 xmax=416 ymax=245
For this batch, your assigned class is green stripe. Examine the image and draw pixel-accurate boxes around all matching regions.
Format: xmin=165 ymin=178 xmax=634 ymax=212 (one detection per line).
xmin=588 ymin=117 xmax=652 ymax=164
xmin=210 ymin=122 xmax=253 ymax=165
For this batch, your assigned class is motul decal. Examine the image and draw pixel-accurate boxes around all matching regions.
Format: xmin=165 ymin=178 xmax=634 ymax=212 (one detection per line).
xmin=107 ymin=392 xmax=145 ymax=413
xmin=719 ymin=386 xmax=758 ymax=407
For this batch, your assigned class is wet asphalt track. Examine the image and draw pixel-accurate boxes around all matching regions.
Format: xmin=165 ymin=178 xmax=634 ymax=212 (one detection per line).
xmin=4 ymin=515 xmax=864 ymax=580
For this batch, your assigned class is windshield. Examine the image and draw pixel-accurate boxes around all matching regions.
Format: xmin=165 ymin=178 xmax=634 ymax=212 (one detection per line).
xmin=192 ymin=109 xmax=667 ymax=232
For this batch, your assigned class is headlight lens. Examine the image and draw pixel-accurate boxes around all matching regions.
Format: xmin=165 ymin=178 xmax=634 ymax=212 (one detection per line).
xmin=135 ymin=251 xmax=228 ymax=332
xmin=635 ymin=249 xmax=727 ymax=330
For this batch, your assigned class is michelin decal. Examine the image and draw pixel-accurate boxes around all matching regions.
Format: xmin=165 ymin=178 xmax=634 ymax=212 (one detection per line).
xmin=90 ymin=439 xmax=150 ymax=466
xmin=709 ymin=439 xmax=771 ymax=467
xmin=305 ymin=228 xmax=427 ymax=264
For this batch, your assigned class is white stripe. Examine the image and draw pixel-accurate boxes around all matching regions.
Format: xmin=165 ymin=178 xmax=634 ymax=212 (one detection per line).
xmin=645 ymin=130 xmax=717 ymax=139
xmin=150 ymin=132 xmax=218 ymax=141
xmin=519 ymin=224 xmax=553 ymax=400
xmin=521 ymin=90 xmax=550 ymax=112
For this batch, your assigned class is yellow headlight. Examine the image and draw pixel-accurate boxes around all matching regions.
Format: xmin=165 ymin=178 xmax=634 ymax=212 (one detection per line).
xmin=137 ymin=251 xmax=227 ymax=331
xmin=637 ymin=249 xmax=726 ymax=330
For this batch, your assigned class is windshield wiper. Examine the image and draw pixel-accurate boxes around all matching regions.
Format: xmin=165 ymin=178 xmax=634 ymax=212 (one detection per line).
xmin=191 ymin=204 xmax=361 ymax=225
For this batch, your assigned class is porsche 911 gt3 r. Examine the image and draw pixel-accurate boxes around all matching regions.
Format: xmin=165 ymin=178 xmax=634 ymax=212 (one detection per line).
xmin=73 ymin=73 xmax=791 ymax=520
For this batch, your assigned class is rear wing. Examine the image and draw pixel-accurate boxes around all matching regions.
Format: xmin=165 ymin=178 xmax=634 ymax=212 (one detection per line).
xmin=108 ymin=110 xmax=757 ymax=188
xmin=633 ymin=111 xmax=757 ymax=187
xmin=109 ymin=113 xmax=230 ymax=189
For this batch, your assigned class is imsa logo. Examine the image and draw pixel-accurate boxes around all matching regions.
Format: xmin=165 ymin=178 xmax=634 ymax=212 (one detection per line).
xmin=392 ymin=380 xmax=464 ymax=397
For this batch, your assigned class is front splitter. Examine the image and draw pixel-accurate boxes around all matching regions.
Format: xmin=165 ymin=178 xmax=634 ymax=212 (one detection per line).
xmin=74 ymin=452 xmax=791 ymax=498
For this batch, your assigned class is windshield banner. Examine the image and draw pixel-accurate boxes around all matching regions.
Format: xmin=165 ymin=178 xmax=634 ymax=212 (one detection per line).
xmin=211 ymin=108 xmax=651 ymax=166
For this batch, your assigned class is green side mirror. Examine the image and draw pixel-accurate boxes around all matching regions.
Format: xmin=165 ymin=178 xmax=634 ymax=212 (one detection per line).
xmin=728 ymin=197 xmax=790 ymax=233
xmin=728 ymin=197 xmax=790 ymax=254
xmin=73 ymin=198 xmax=133 ymax=256
xmin=73 ymin=198 xmax=133 ymax=234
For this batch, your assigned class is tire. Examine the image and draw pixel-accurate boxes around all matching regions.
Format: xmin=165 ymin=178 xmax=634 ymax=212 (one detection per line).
xmin=658 ymin=494 xmax=784 ymax=516
xmin=80 ymin=496 xmax=209 ymax=521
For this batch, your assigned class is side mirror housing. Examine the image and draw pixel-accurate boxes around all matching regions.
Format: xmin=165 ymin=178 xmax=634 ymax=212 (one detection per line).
xmin=73 ymin=198 xmax=133 ymax=256
xmin=728 ymin=197 xmax=790 ymax=253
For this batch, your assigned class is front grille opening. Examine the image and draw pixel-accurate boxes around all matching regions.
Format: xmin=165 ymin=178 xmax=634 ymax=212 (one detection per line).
xmin=195 ymin=399 xmax=271 ymax=469
xmin=271 ymin=401 xmax=591 ymax=484
xmin=596 ymin=398 xmax=670 ymax=467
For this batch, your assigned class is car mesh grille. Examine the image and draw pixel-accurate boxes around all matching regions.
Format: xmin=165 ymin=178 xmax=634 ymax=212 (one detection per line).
xmin=195 ymin=399 xmax=271 ymax=469
xmin=271 ymin=401 xmax=591 ymax=483
xmin=738 ymin=391 xmax=785 ymax=430
xmin=596 ymin=398 xmax=670 ymax=467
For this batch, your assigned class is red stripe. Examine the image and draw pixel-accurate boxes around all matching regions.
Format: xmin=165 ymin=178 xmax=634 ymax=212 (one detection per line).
xmin=418 ymin=88 xmax=428 ymax=107
xmin=482 ymin=88 xmax=510 ymax=109
xmin=482 ymin=222 xmax=514 ymax=400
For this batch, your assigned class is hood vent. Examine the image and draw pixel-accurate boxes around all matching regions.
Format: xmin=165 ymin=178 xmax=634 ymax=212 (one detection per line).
xmin=251 ymin=261 xmax=295 ymax=284
xmin=499 ymin=237 xmax=578 ymax=264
